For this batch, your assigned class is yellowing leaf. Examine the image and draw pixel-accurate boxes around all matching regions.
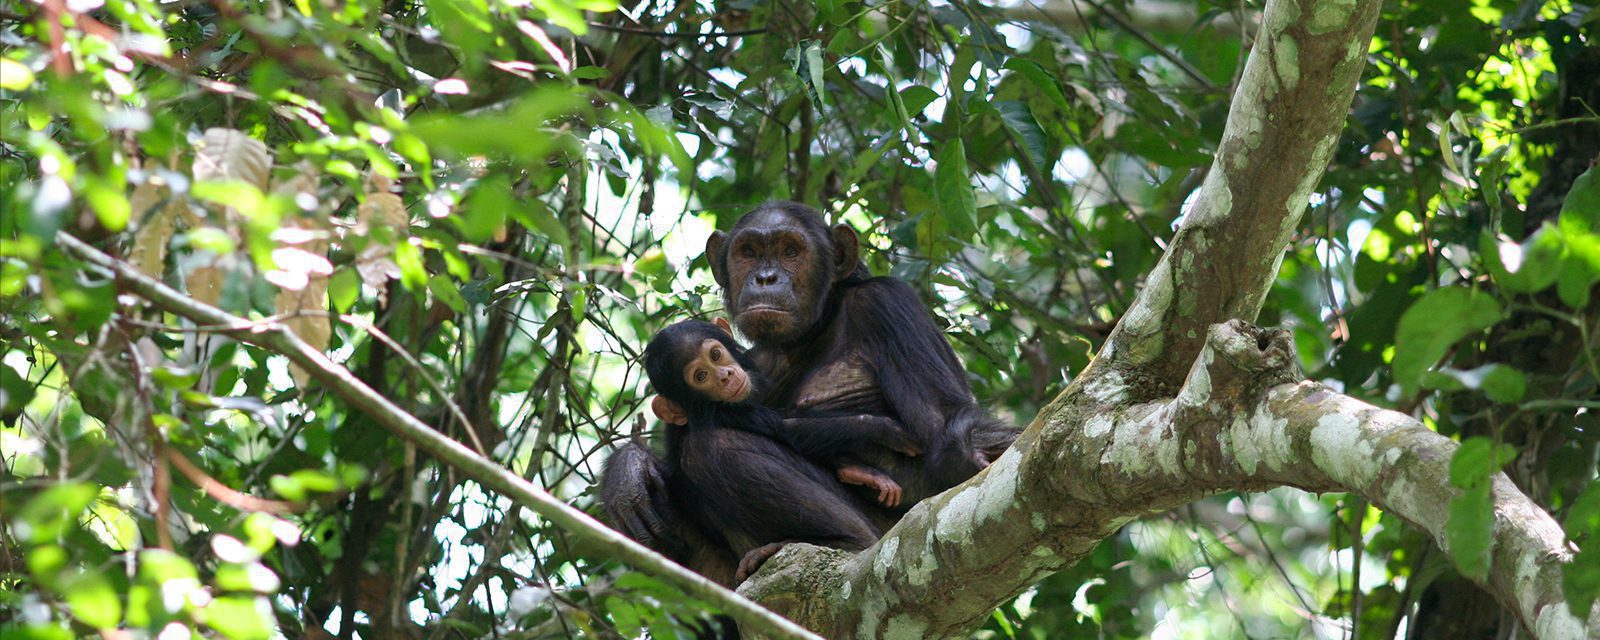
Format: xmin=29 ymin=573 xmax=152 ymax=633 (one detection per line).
xmin=129 ymin=181 xmax=169 ymax=278
xmin=187 ymin=262 xmax=224 ymax=307
xmin=0 ymin=59 xmax=35 ymax=90
xmin=276 ymin=275 xmax=330 ymax=388
xmin=194 ymin=128 xmax=272 ymax=190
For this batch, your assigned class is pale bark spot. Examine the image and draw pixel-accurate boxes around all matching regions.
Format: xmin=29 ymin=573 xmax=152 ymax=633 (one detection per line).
xmin=1182 ymin=167 xmax=1234 ymax=228
xmin=1084 ymin=371 xmax=1129 ymax=405
xmin=875 ymin=535 xmax=900 ymax=580
xmin=1309 ymin=0 xmax=1358 ymax=34
xmin=1532 ymin=602 xmax=1583 ymax=640
xmin=1176 ymin=348 xmax=1213 ymax=408
xmin=1311 ymin=413 xmax=1379 ymax=485
xmin=1084 ymin=414 xmax=1115 ymax=439
xmin=1105 ymin=405 xmax=1181 ymax=475
xmin=935 ymin=487 xmax=981 ymax=541
xmin=1274 ymin=35 xmax=1300 ymax=90
xmin=1120 ymin=261 xmax=1174 ymax=364
xmin=1231 ymin=409 xmax=1292 ymax=474
xmin=975 ymin=450 xmax=1022 ymax=524
xmin=883 ymin=615 xmax=928 ymax=639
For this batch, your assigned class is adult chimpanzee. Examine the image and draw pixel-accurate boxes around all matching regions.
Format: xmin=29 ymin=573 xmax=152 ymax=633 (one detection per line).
xmin=603 ymin=201 xmax=1017 ymax=574
xmin=637 ymin=320 xmax=890 ymax=582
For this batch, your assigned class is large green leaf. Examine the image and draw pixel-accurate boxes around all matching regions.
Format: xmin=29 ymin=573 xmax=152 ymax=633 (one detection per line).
xmin=1445 ymin=483 xmax=1494 ymax=582
xmin=935 ymin=140 xmax=979 ymax=245
xmin=1392 ymin=287 xmax=1505 ymax=394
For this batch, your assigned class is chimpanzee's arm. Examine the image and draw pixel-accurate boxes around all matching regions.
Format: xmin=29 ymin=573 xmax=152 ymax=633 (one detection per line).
xmin=840 ymin=278 xmax=974 ymax=448
xmin=780 ymin=413 xmax=922 ymax=458
xmin=600 ymin=441 xmax=684 ymax=556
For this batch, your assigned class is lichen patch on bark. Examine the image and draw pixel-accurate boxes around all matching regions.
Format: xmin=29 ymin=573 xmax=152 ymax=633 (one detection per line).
xmin=1310 ymin=412 xmax=1380 ymax=486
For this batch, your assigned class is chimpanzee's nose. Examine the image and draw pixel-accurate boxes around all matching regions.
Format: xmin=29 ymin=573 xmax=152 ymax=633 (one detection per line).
xmin=755 ymin=269 xmax=778 ymax=286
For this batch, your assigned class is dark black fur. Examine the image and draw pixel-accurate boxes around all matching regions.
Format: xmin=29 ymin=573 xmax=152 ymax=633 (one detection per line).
xmin=602 ymin=202 xmax=1019 ymax=580
xmin=635 ymin=321 xmax=881 ymax=584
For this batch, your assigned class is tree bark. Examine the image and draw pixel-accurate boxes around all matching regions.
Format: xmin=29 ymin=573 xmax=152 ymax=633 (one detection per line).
xmin=734 ymin=0 xmax=1596 ymax=637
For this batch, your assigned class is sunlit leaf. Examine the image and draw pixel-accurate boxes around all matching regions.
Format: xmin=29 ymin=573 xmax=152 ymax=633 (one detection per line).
xmin=1392 ymin=287 xmax=1504 ymax=394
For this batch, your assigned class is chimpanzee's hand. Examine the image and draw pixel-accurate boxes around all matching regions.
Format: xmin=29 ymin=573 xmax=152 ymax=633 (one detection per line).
xmin=736 ymin=542 xmax=788 ymax=583
xmin=837 ymin=465 xmax=903 ymax=507
xmin=600 ymin=442 xmax=681 ymax=554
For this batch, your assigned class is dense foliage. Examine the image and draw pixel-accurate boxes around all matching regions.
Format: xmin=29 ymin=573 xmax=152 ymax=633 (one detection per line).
xmin=1 ymin=0 xmax=1596 ymax=637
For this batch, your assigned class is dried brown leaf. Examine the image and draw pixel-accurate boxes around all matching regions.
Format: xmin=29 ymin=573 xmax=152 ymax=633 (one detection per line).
xmin=193 ymin=128 xmax=272 ymax=189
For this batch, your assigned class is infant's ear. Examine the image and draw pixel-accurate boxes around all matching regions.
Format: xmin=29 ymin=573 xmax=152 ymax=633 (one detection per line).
xmin=651 ymin=395 xmax=688 ymax=426
xmin=713 ymin=317 xmax=733 ymax=336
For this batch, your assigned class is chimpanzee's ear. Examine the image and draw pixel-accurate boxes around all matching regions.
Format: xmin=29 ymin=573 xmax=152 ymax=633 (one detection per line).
xmin=651 ymin=396 xmax=688 ymax=426
xmin=713 ymin=317 xmax=734 ymax=336
xmin=705 ymin=231 xmax=729 ymax=287
xmin=830 ymin=224 xmax=859 ymax=280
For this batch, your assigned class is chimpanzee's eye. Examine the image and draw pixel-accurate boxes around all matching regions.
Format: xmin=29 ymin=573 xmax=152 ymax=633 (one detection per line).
xmin=740 ymin=245 xmax=756 ymax=258
xmin=710 ymin=348 xmax=722 ymax=361
xmin=783 ymin=245 xmax=799 ymax=257
xmin=694 ymin=370 xmax=708 ymax=383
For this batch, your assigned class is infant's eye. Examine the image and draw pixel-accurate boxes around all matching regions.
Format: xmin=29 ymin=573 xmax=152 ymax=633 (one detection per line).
xmin=711 ymin=348 xmax=722 ymax=361
xmin=695 ymin=370 xmax=708 ymax=383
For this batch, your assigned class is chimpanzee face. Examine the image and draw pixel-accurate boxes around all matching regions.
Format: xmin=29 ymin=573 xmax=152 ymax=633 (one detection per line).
xmin=705 ymin=203 xmax=859 ymax=346
xmin=644 ymin=320 xmax=761 ymax=412
xmin=682 ymin=337 xmax=753 ymax=403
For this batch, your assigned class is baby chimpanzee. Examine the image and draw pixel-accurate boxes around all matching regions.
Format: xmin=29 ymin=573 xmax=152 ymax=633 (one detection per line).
xmin=643 ymin=320 xmax=914 ymax=579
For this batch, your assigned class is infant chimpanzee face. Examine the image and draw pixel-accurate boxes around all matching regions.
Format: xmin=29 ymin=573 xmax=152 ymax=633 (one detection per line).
xmin=681 ymin=338 xmax=752 ymax=404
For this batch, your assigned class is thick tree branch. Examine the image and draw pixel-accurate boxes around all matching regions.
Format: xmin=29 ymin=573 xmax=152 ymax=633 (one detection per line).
xmin=51 ymin=233 xmax=823 ymax=640
xmin=1093 ymin=0 xmax=1382 ymax=398
xmin=742 ymin=322 xmax=1592 ymax=638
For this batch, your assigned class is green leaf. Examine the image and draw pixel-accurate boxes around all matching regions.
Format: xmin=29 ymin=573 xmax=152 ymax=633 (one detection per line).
xmin=457 ymin=177 xmax=511 ymax=244
xmin=411 ymin=89 xmax=586 ymax=162
xmin=328 ymin=268 xmax=360 ymax=313
xmin=1557 ymin=229 xmax=1600 ymax=309
xmin=63 ymin=570 xmax=121 ymax=629
xmin=1392 ymin=287 xmax=1505 ymax=394
xmin=1558 ymin=164 xmax=1599 ymax=236
xmin=1426 ymin=364 xmax=1525 ymax=403
xmin=1 ymin=362 xmax=36 ymax=421
xmin=1482 ymin=225 xmax=1567 ymax=294
xmin=2 ymin=58 xmax=37 ymax=90
xmin=899 ymin=86 xmax=939 ymax=119
xmin=1448 ymin=437 xmax=1515 ymax=489
xmin=428 ymin=274 xmax=468 ymax=313
xmin=203 ymin=596 xmax=270 ymax=640
xmin=1480 ymin=365 xmax=1526 ymax=403
xmin=0 ymin=622 xmax=73 ymax=639
xmin=1565 ymin=544 xmax=1600 ymax=619
xmin=1445 ymin=483 xmax=1494 ymax=582
xmin=17 ymin=483 xmax=98 ymax=544
xmin=393 ymin=240 xmax=427 ymax=292
xmin=934 ymin=140 xmax=979 ymax=244
xmin=806 ymin=41 xmax=828 ymax=108
xmin=1566 ymin=483 xmax=1600 ymax=538
xmin=994 ymin=100 xmax=1050 ymax=171
xmin=1003 ymin=59 xmax=1070 ymax=112
xmin=815 ymin=0 xmax=843 ymax=25
xmin=85 ymin=175 xmax=130 ymax=232
xmin=514 ymin=198 xmax=569 ymax=248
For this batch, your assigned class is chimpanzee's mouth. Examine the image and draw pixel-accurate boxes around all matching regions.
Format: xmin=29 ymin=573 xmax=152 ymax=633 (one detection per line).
xmin=741 ymin=304 xmax=790 ymax=316
xmin=725 ymin=376 xmax=748 ymax=401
